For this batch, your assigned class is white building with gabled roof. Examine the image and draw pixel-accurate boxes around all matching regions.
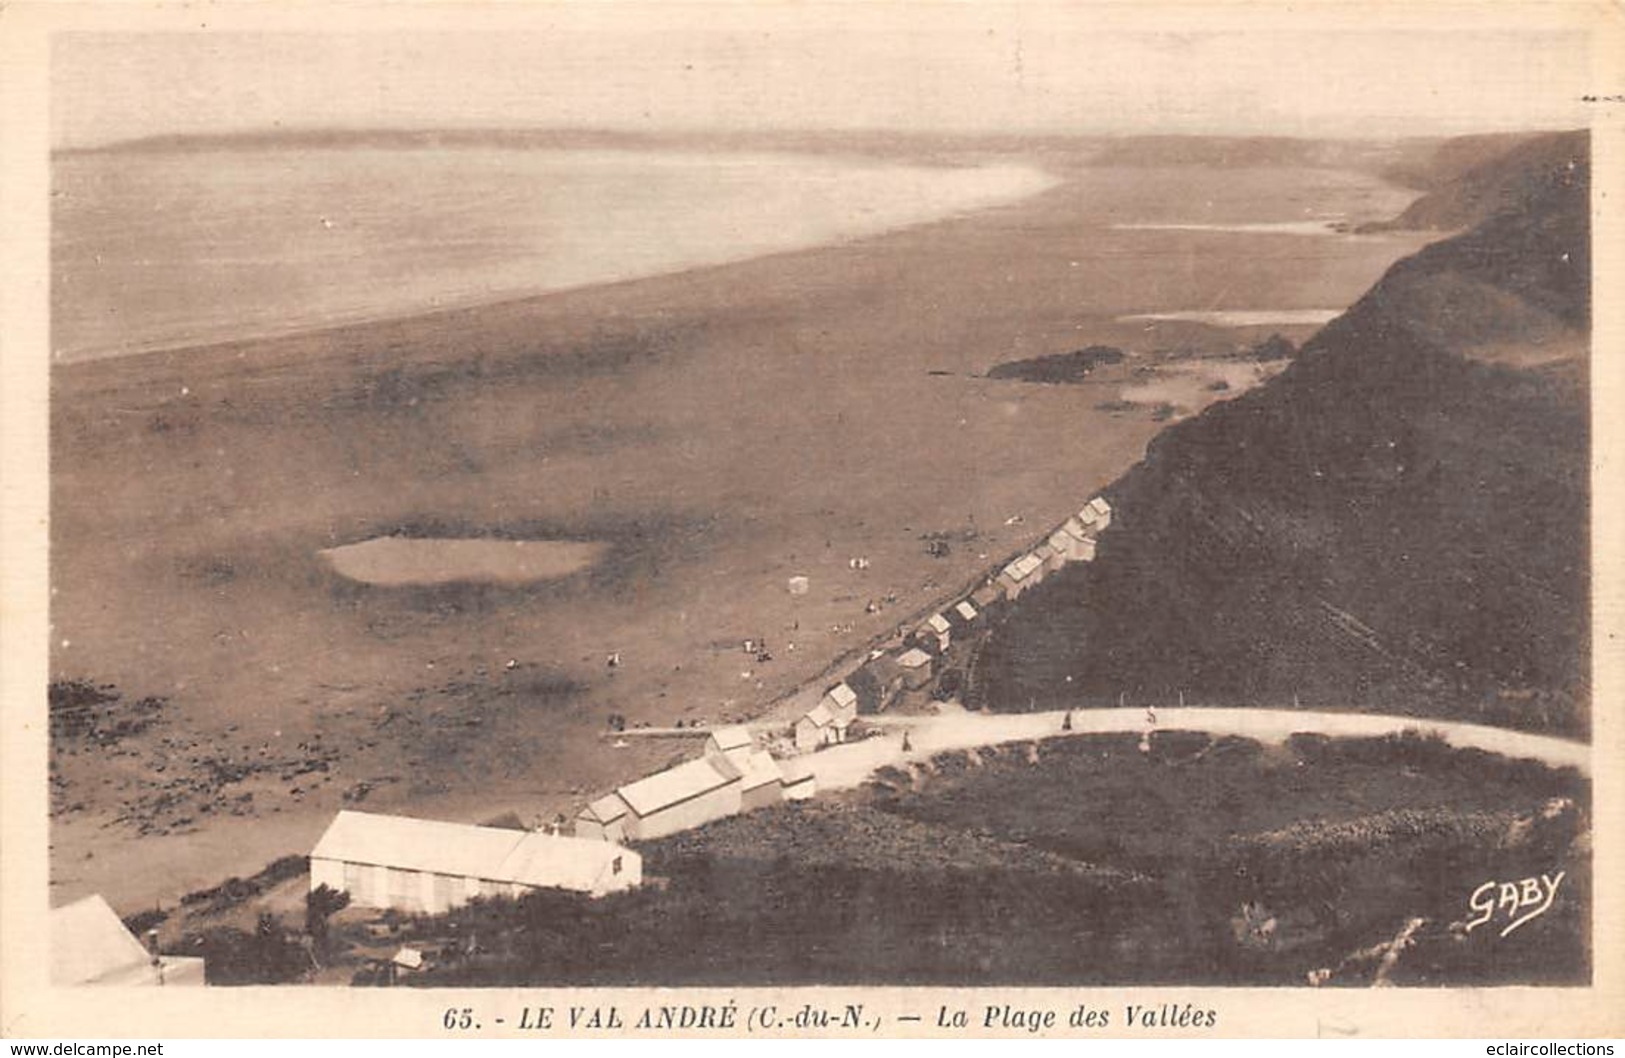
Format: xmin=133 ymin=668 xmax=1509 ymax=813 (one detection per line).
xmin=1079 ymin=495 xmax=1113 ymax=532
xmin=1049 ymin=523 xmax=1094 ymax=564
xmin=52 ymin=894 xmax=206 ymax=986
xmin=897 ymin=647 xmax=934 ymax=689
xmin=1000 ymin=552 xmax=1047 ymax=599
xmin=614 ymin=755 xmax=743 ymax=839
xmin=310 ymin=810 xmax=641 ymax=913
xmin=705 ymin=724 xmax=754 ymax=759
xmin=575 ymin=792 xmax=633 ymax=843
xmin=724 ymin=746 xmax=786 ymax=811
xmin=1061 ymin=515 xmax=1098 ymax=559
xmin=781 ymin=759 xmax=817 ymax=801
xmin=1043 ymin=529 xmax=1075 ymax=570
xmin=852 ymin=652 xmax=908 ymax=712
xmin=999 ymin=558 xmax=1032 ymax=599
xmin=795 ymin=701 xmax=841 ymax=752
xmin=820 ymin=683 xmax=859 ymax=728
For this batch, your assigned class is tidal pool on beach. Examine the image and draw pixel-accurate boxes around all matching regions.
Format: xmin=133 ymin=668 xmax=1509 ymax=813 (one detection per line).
xmin=1120 ymin=309 xmax=1344 ymax=327
xmin=1109 ymin=220 xmax=1351 ymax=236
xmin=318 ymin=536 xmax=610 ymax=587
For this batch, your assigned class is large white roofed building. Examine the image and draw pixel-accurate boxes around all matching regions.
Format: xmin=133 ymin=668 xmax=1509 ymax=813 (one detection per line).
xmin=310 ymin=810 xmax=640 ymax=913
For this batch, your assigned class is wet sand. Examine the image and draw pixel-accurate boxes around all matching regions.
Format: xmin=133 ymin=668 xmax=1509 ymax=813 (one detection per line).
xmin=318 ymin=536 xmax=610 ymax=587
xmin=48 ymin=148 xmax=1431 ymax=911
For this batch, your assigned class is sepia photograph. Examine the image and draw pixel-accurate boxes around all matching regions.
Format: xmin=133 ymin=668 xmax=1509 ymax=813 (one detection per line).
xmin=2 ymin=0 xmax=1621 ymax=1039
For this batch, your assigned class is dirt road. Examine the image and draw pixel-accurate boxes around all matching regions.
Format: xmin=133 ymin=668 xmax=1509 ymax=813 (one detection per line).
xmin=804 ymin=704 xmax=1592 ymax=790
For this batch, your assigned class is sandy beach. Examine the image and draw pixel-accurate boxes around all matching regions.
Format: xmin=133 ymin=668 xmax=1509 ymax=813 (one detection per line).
xmin=48 ymin=144 xmax=1432 ymax=911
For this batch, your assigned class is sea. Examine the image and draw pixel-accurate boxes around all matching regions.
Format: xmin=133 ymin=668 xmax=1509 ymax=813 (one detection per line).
xmin=50 ymin=147 xmax=1059 ymax=363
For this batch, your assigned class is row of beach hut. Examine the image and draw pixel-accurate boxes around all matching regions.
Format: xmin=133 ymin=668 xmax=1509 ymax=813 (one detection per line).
xmin=789 ymin=494 xmax=1114 ymax=736
xmin=575 ymin=725 xmax=813 ymax=843
xmin=303 ymin=727 xmax=816 ymax=917
xmin=998 ymin=495 xmax=1111 ymax=598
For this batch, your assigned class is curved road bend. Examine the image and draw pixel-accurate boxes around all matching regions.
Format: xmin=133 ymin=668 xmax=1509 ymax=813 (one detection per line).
xmin=802 ymin=706 xmax=1591 ymax=791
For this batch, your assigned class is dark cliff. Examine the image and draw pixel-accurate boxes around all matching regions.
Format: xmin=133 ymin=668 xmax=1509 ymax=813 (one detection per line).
xmin=973 ymin=131 xmax=1590 ymax=736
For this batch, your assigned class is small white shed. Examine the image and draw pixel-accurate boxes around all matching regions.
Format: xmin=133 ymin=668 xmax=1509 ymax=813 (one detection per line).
xmin=781 ymin=760 xmax=817 ymax=801
xmin=897 ymin=647 xmax=934 ymax=690
xmin=820 ymin=683 xmax=859 ymax=728
xmin=1079 ymin=495 xmax=1113 ymax=532
xmin=724 ymin=747 xmax=786 ymax=811
xmin=795 ymin=702 xmax=840 ymax=752
xmin=705 ymin=724 xmax=754 ymax=760
xmin=575 ymin=793 xmax=633 ymax=843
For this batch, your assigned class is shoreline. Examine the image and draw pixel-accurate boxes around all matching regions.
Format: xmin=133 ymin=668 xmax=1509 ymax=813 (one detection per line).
xmin=47 ymin=153 xmax=1433 ymax=913
xmin=50 ymin=176 xmax=1085 ymax=404
xmin=51 ymin=152 xmax=1062 ymax=367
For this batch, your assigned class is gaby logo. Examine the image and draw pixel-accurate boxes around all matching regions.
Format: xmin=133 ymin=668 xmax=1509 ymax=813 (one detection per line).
xmin=1466 ymin=871 xmax=1565 ymax=937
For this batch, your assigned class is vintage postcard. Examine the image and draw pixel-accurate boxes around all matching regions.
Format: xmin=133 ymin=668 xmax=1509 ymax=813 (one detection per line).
xmin=2 ymin=0 xmax=1622 ymax=1040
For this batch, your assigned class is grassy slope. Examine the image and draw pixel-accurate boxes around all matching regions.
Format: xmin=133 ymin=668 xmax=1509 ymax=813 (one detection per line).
xmin=1364 ymin=130 xmax=1589 ymax=233
xmin=971 ymin=132 xmax=1589 ymax=735
xmin=876 ymin=733 xmax=1589 ymax=986
xmin=377 ymin=733 xmax=1586 ymax=988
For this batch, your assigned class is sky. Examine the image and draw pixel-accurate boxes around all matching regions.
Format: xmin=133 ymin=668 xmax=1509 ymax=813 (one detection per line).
xmin=50 ymin=5 xmax=1599 ymax=149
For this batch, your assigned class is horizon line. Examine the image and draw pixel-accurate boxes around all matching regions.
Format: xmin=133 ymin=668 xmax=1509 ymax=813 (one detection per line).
xmin=57 ymin=120 xmax=1587 ymax=155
